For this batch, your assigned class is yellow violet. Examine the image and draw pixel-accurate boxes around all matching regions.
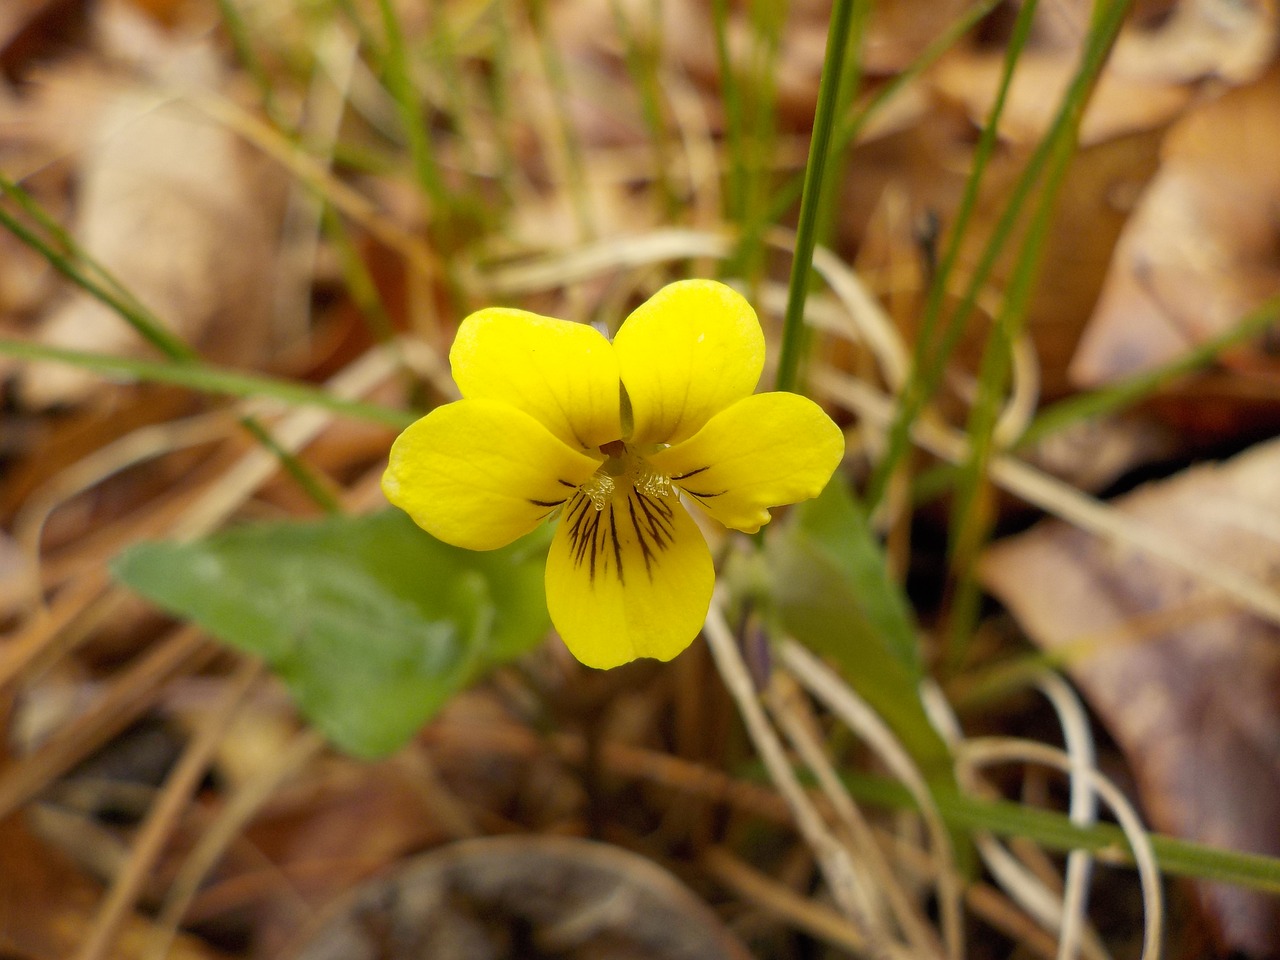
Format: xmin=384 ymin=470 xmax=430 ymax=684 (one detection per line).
xmin=382 ymin=280 xmax=844 ymax=669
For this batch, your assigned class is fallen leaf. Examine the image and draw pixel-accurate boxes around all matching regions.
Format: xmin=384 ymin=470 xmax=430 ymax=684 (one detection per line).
xmin=0 ymin=815 xmax=223 ymax=960
xmin=11 ymin=5 xmax=282 ymax=408
xmin=980 ymin=438 xmax=1280 ymax=956
xmin=287 ymin=835 xmax=753 ymax=960
xmin=932 ymin=52 xmax=1192 ymax=147
xmin=1070 ymin=63 xmax=1280 ymax=387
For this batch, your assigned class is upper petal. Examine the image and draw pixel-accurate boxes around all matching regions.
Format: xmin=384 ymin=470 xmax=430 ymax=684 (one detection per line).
xmin=649 ymin=392 xmax=844 ymax=534
xmin=451 ymin=308 xmax=622 ymax=451
xmin=383 ymin=398 xmax=601 ymax=551
xmin=545 ymin=487 xmax=714 ymax=669
xmin=613 ymin=280 xmax=764 ymax=445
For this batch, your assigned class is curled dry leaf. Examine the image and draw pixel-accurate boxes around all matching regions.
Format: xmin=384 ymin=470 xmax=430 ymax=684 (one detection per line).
xmin=933 ymin=52 xmax=1192 ymax=147
xmin=288 ymin=835 xmax=753 ymax=960
xmin=932 ymin=0 xmax=1276 ymax=147
xmin=1070 ymin=63 xmax=1280 ymax=387
xmin=10 ymin=10 xmax=281 ymax=408
xmin=980 ymin=438 xmax=1280 ymax=956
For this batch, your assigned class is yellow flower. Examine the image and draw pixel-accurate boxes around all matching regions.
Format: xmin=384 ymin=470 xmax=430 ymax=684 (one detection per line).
xmin=382 ymin=280 xmax=844 ymax=669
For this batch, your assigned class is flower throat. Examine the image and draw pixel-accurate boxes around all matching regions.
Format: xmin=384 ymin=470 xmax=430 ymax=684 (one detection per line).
xmin=580 ymin=439 xmax=672 ymax=510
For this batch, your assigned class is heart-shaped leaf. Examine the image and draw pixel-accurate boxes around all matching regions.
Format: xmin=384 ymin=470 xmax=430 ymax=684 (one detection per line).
xmin=114 ymin=510 xmax=551 ymax=758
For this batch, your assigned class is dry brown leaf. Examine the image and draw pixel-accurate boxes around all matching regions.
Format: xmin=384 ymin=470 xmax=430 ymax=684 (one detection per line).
xmin=1114 ymin=0 xmax=1279 ymax=86
xmin=1070 ymin=63 xmax=1280 ymax=387
xmin=980 ymin=438 xmax=1280 ymax=956
xmin=932 ymin=52 xmax=1192 ymax=147
xmin=0 ymin=815 xmax=224 ymax=960
xmin=9 ymin=5 xmax=282 ymax=409
xmin=933 ymin=0 xmax=1276 ymax=148
xmin=287 ymin=835 xmax=753 ymax=960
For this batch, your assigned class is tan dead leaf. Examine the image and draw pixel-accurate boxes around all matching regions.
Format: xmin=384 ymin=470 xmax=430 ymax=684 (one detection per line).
xmin=12 ymin=8 xmax=281 ymax=409
xmin=1113 ymin=0 xmax=1278 ymax=86
xmin=287 ymin=836 xmax=753 ymax=960
xmin=932 ymin=52 xmax=1192 ymax=147
xmin=933 ymin=0 xmax=1276 ymax=148
xmin=0 ymin=815 xmax=223 ymax=960
xmin=980 ymin=438 xmax=1280 ymax=956
xmin=1070 ymin=63 xmax=1280 ymax=387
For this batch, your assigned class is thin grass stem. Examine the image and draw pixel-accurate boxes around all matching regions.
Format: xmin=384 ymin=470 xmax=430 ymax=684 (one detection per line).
xmin=1019 ymin=294 xmax=1280 ymax=446
xmin=865 ymin=0 xmax=1040 ymax=508
xmin=0 ymin=339 xmax=416 ymax=429
xmin=774 ymin=0 xmax=864 ymax=394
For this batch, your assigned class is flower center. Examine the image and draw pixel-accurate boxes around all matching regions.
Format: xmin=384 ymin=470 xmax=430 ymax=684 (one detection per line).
xmin=580 ymin=441 xmax=671 ymax=510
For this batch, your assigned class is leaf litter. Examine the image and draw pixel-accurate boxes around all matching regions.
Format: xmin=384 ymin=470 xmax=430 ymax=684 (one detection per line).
xmin=1 ymin=0 xmax=1279 ymax=958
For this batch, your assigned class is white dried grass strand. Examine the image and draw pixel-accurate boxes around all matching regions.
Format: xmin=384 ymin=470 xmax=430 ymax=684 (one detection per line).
xmin=958 ymin=739 xmax=1164 ymax=960
xmin=478 ymin=228 xmax=731 ymax=294
xmin=923 ymin=679 xmax=1112 ymax=960
xmin=766 ymin=676 xmax=942 ymax=958
xmin=13 ymin=409 xmax=238 ymax=605
xmin=1037 ymin=674 xmax=1104 ymax=960
xmin=813 ymin=367 xmax=1280 ymax=631
xmin=799 ymin=238 xmax=910 ymax=391
xmin=703 ymin=599 xmax=890 ymax=955
xmin=778 ymin=639 xmax=963 ymax=960
xmin=994 ymin=332 xmax=1041 ymax=448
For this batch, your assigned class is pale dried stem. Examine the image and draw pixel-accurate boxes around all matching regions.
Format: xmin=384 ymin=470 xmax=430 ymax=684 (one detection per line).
xmin=1037 ymin=674 xmax=1105 ymax=960
xmin=995 ymin=333 xmax=1041 ymax=447
xmin=766 ymin=672 xmax=943 ymax=958
xmin=74 ymin=657 xmax=265 ymax=960
xmin=703 ymin=598 xmax=893 ymax=957
xmin=956 ymin=739 xmax=1164 ymax=960
xmin=879 ymin=822 xmax=1063 ymax=960
xmin=814 ymin=367 xmax=1280 ymax=631
xmin=703 ymin=846 xmax=873 ymax=955
xmin=186 ymin=90 xmax=439 ymax=284
xmin=145 ymin=728 xmax=327 ymax=960
xmin=0 ymin=625 xmax=214 ymax=821
xmin=777 ymin=639 xmax=963 ymax=960
xmin=927 ymin=676 xmax=1113 ymax=960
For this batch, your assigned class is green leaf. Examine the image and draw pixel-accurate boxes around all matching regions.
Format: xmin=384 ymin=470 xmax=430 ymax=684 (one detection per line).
xmin=765 ymin=478 xmax=952 ymax=780
xmin=113 ymin=510 xmax=552 ymax=758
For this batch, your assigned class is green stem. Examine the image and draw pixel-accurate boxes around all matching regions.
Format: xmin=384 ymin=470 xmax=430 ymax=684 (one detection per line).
xmin=832 ymin=772 xmax=1280 ymax=894
xmin=1020 ymin=293 xmax=1280 ymax=447
xmin=0 ymin=338 xmax=416 ymax=430
xmin=774 ymin=0 xmax=862 ymax=394
xmin=864 ymin=0 xmax=1040 ymax=509
xmin=0 ymin=177 xmax=370 ymax=511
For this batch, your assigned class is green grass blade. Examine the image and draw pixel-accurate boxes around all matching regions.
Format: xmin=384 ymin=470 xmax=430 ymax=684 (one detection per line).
xmin=774 ymin=0 xmax=866 ymax=394
xmin=711 ymin=0 xmax=746 ymax=226
xmin=0 ymin=176 xmax=365 ymax=510
xmin=864 ymin=0 xmax=1040 ymax=508
xmin=214 ymin=0 xmax=282 ymax=124
xmin=610 ymin=0 xmax=678 ymax=218
xmin=766 ymin=0 xmax=1002 ymax=226
xmin=375 ymin=0 xmax=448 ymax=207
xmin=835 ymin=772 xmax=1280 ymax=893
xmin=945 ymin=0 xmax=1133 ymax=662
xmin=0 ymin=338 xmax=416 ymax=430
xmin=528 ymin=0 xmax=596 ymax=240
xmin=1020 ymin=294 xmax=1280 ymax=446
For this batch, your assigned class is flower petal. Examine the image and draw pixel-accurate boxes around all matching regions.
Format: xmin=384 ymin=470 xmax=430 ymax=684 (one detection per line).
xmin=451 ymin=308 xmax=622 ymax=451
xmin=613 ymin=280 xmax=764 ymax=445
xmin=649 ymin=392 xmax=844 ymax=534
xmin=545 ymin=488 xmax=714 ymax=669
xmin=383 ymin=398 xmax=601 ymax=551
